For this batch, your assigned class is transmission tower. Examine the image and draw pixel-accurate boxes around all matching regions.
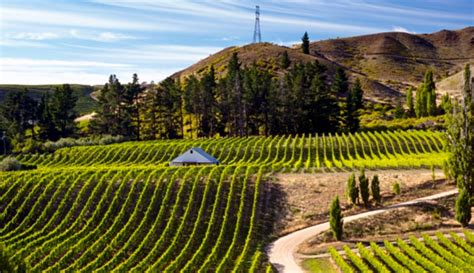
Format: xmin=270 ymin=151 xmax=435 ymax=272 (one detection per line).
xmin=253 ymin=5 xmax=261 ymax=43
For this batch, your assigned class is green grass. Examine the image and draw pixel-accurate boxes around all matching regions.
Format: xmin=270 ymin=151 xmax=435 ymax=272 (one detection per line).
xmin=302 ymin=258 xmax=338 ymax=273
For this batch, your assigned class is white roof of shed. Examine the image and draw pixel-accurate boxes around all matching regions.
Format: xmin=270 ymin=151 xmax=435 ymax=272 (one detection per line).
xmin=171 ymin=147 xmax=219 ymax=164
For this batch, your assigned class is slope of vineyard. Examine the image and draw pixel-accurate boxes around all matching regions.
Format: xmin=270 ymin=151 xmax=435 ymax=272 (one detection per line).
xmin=17 ymin=130 xmax=447 ymax=171
xmin=329 ymin=231 xmax=474 ymax=273
xmin=0 ymin=165 xmax=273 ymax=272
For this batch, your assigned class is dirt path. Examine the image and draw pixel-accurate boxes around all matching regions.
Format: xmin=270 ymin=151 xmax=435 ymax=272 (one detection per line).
xmin=266 ymin=189 xmax=458 ymax=273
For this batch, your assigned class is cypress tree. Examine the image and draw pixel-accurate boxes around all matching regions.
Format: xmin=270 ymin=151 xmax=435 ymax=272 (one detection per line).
xmin=346 ymin=173 xmax=358 ymax=205
xmin=301 ymin=32 xmax=310 ymax=54
xmin=424 ymin=70 xmax=437 ymax=116
xmin=359 ymin=169 xmax=370 ymax=207
xmin=455 ymin=188 xmax=471 ymax=227
xmin=371 ymin=175 xmax=381 ymax=204
xmin=329 ymin=196 xmax=343 ymax=241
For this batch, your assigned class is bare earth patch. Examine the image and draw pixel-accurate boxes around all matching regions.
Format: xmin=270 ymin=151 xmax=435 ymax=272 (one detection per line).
xmin=272 ymin=169 xmax=453 ymax=236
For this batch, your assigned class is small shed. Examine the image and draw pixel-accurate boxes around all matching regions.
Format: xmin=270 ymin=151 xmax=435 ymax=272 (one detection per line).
xmin=169 ymin=147 xmax=219 ymax=166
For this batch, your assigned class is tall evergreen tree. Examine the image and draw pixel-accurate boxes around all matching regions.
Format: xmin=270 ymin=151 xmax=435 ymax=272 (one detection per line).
xmin=415 ymin=83 xmax=426 ymax=118
xmin=37 ymin=93 xmax=57 ymax=140
xmin=346 ymin=78 xmax=364 ymax=132
xmin=50 ymin=84 xmax=77 ymax=139
xmin=424 ymin=71 xmax=437 ymax=116
xmin=0 ymin=89 xmax=37 ymax=141
xmin=301 ymin=32 xmax=310 ymax=54
xmin=346 ymin=173 xmax=358 ymax=205
xmin=124 ymin=74 xmax=145 ymax=139
xmin=371 ymin=175 xmax=381 ymax=204
xmin=329 ymin=196 xmax=343 ymax=241
xmin=359 ymin=168 xmax=370 ymax=207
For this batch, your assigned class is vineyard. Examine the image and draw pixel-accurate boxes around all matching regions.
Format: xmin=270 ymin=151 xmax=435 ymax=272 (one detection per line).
xmin=17 ymin=130 xmax=447 ymax=171
xmin=0 ymin=129 xmax=450 ymax=271
xmin=0 ymin=166 xmax=274 ymax=272
xmin=329 ymin=231 xmax=474 ymax=273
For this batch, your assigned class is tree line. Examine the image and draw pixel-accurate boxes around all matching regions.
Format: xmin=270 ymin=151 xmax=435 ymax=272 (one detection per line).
xmin=91 ymin=53 xmax=364 ymax=140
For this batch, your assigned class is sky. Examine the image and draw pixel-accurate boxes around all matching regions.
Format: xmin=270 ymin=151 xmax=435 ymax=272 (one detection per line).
xmin=0 ymin=0 xmax=473 ymax=85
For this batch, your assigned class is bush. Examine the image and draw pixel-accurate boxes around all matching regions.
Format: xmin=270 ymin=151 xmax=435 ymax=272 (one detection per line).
xmin=371 ymin=175 xmax=381 ymax=204
xmin=98 ymin=135 xmax=125 ymax=145
xmin=359 ymin=169 xmax=370 ymax=207
xmin=455 ymin=188 xmax=471 ymax=227
xmin=392 ymin=182 xmax=401 ymax=195
xmin=329 ymin=196 xmax=343 ymax=241
xmin=0 ymin=157 xmax=36 ymax=172
xmin=0 ymin=157 xmax=22 ymax=171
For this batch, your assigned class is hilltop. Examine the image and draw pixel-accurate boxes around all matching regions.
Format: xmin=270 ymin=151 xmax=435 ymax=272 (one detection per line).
xmin=174 ymin=27 xmax=473 ymax=104
xmin=311 ymin=26 xmax=474 ymax=92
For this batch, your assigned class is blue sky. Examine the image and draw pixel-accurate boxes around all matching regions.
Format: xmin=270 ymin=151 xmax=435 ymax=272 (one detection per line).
xmin=0 ymin=0 xmax=473 ymax=85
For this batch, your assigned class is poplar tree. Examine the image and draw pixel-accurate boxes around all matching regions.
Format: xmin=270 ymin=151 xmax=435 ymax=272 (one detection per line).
xmin=446 ymin=64 xmax=473 ymax=226
xmin=346 ymin=173 xmax=358 ymax=205
xmin=359 ymin=168 xmax=370 ymax=207
xmin=406 ymin=87 xmax=414 ymax=117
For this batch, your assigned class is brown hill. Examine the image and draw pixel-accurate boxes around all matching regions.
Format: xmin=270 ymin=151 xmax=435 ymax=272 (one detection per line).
xmin=173 ymin=42 xmax=401 ymax=103
xmin=311 ymin=27 xmax=474 ymax=91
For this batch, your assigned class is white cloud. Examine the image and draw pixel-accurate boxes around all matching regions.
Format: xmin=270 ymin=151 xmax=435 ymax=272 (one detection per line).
xmin=392 ymin=26 xmax=416 ymax=34
xmin=0 ymin=58 xmax=133 ymax=68
xmin=10 ymin=32 xmax=59 ymax=40
xmin=69 ymin=29 xmax=137 ymax=42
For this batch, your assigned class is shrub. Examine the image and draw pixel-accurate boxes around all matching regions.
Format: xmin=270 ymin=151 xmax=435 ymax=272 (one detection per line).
xmin=98 ymin=135 xmax=126 ymax=145
xmin=392 ymin=182 xmax=401 ymax=195
xmin=329 ymin=196 xmax=343 ymax=240
xmin=371 ymin=175 xmax=381 ymax=204
xmin=359 ymin=169 xmax=369 ymax=207
xmin=0 ymin=157 xmax=36 ymax=172
xmin=455 ymin=188 xmax=471 ymax=227
xmin=346 ymin=173 xmax=358 ymax=205
xmin=0 ymin=157 xmax=22 ymax=171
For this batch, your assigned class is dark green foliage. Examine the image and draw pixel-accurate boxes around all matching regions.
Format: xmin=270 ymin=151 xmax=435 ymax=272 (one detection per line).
xmin=0 ymin=244 xmax=30 ymax=272
xmin=406 ymin=87 xmax=414 ymax=117
xmin=49 ymin=84 xmax=78 ymax=139
xmin=301 ymin=32 xmax=310 ymax=54
xmin=440 ymin=93 xmax=453 ymax=114
xmin=415 ymin=70 xmax=436 ymax=117
xmin=346 ymin=173 xmax=358 ymax=205
xmin=280 ymin=50 xmax=290 ymax=69
xmin=359 ymin=169 xmax=370 ymax=207
xmin=0 ymin=88 xmax=37 ymax=141
xmin=345 ymin=78 xmax=364 ymax=132
xmin=455 ymin=188 xmax=471 ymax=227
xmin=371 ymin=175 xmax=381 ymax=204
xmin=329 ymin=196 xmax=343 ymax=241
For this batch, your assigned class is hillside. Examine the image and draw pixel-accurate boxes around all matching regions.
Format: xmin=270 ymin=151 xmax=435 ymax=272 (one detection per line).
xmin=0 ymin=84 xmax=99 ymax=115
xmin=173 ymin=42 xmax=402 ymax=103
xmin=311 ymin=27 xmax=474 ymax=92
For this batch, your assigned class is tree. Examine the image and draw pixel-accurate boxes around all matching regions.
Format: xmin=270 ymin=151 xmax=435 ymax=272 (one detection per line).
xmin=394 ymin=100 xmax=405 ymax=119
xmin=301 ymin=32 xmax=310 ymax=54
xmin=124 ymin=73 xmax=145 ymax=139
xmin=280 ymin=50 xmax=290 ymax=69
xmin=346 ymin=78 xmax=364 ymax=132
xmin=359 ymin=169 xmax=370 ymax=207
xmin=371 ymin=175 xmax=381 ymax=204
xmin=0 ymin=89 xmax=37 ymax=142
xmin=37 ymin=93 xmax=57 ymax=141
xmin=440 ymin=93 xmax=453 ymax=114
xmin=424 ymin=70 xmax=437 ymax=116
xmin=446 ymin=64 xmax=473 ymax=226
xmin=455 ymin=188 xmax=471 ymax=226
xmin=49 ymin=84 xmax=77 ymax=139
xmin=346 ymin=173 xmax=358 ymax=205
xmin=406 ymin=87 xmax=414 ymax=117
xmin=329 ymin=196 xmax=343 ymax=240
xmin=415 ymin=84 xmax=426 ymax=118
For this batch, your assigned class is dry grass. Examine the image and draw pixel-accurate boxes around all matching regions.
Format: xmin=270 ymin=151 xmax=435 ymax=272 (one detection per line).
xmin=273 ymin=169 xmax=452 ymax=236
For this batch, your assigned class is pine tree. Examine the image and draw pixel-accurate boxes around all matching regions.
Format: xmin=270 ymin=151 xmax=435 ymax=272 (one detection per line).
xmin=329 ymin=196 xmax=343 ymax=241
xmin=50 ymin=84 xmax=77 ymax=139
xmin=455 ymin=188 xmax=471 ymax=227
xmin=371 ymin=175 xmax=381 ymax=204
xmin=346 ymin=78 xmax=364 ymax=132
xmin=346 ymin=173 xmax=358 ymax=205
xmin=37 ymin=93 xmax=57 ymax=141
xmin=301 ymin=32 xmax=310 ymax=54
xmin=406 ymin=87 xmax=414 ymax=117
xmin=359 ymin=168 xmax=370 ymax=207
